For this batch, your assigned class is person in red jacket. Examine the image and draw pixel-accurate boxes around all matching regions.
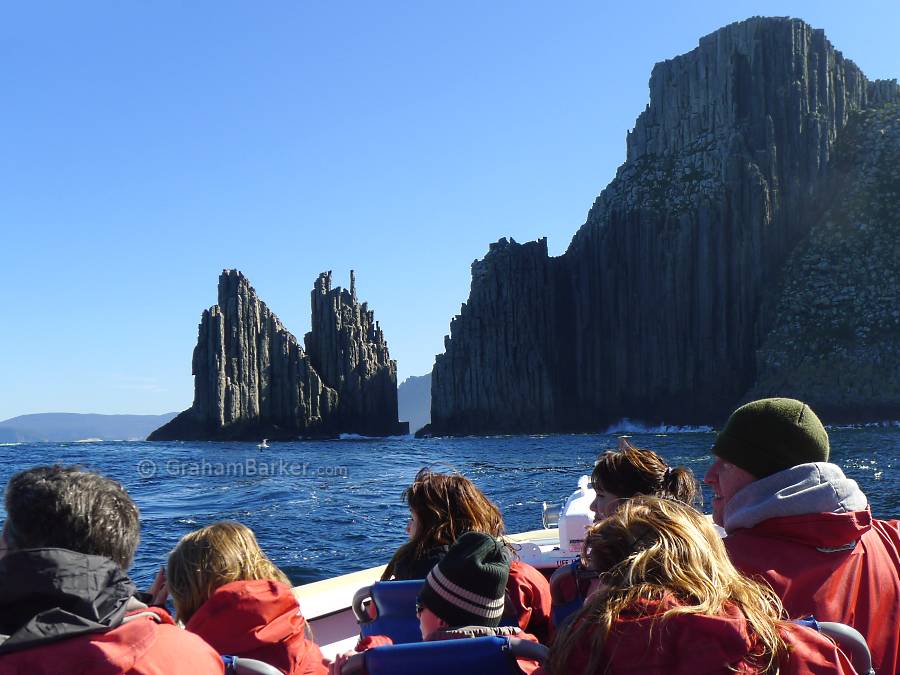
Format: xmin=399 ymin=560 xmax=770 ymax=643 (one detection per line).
xmin=381 ymin=468 xmax=552 ymax=643
xmin=549 ymin=439 xmax=704 ymax=636
xmin=706 ymin=397 xmax=900 ymax=675
xmin=544 ymin=497 xmax=855 ymax=675
xmin=331 ymin=532 xmax=542 ymax=675
xmin=0 ymin=465 xmax=224 ymax=675
xmin=166 ymin=521 xmax=327 ymax=675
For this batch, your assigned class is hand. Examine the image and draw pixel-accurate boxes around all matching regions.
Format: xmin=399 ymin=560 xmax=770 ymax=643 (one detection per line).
xmin=147 ymin=565 xmax=169 ymax=607
xmin=328 ymin=650 xmax=356 ymax=675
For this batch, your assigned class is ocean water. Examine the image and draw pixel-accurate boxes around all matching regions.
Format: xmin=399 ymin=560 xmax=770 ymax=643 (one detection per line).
xmin=0 ymin=428 xmax=897 ymax=589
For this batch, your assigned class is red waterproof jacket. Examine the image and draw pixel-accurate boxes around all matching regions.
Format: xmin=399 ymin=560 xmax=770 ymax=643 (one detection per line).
xmin=507 ymin=560 xmax=552 ymax=645
xmin=0 ymin=606 xmax=225 ymax=675
xmin=725 ymin=509 xmax=900 ymax=675
xmin=538 ymin=597 xmax=855 ymax=674
xmin=185 ymin=579 xmax=327 ymax=675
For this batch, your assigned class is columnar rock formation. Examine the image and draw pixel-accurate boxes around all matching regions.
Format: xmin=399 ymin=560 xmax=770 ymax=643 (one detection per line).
xmin=305 ymin=271 xmax=402 ymax=436
xmin=150 ymin=270 xmax=406 ymax=440
xmin=427 ymin=17 xmax=900 ymax=435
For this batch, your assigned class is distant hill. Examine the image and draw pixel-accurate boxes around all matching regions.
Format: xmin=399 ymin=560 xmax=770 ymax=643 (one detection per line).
xmin=398 ymin=373 xmax=431 ymax=435
xmin=0 ymin=413 xmax=179 ymax=442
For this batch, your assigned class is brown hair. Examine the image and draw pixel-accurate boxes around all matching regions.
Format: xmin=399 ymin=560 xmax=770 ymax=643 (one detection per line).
xmin=381 ymin=468 xmax=505 ymax=580
xmin=167 ymin=521 xmax=290 ymax=623
xmin=592 ymin=439 xmax=701 ymax=506
xmin=4 ymin=465 xmax=140 ymax=570
xmin=548 ymin=497 xmax=787 ymax=674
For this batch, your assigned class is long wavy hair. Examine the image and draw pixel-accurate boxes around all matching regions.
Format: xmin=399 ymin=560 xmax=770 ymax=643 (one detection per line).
xmin=548 ymin=497 xmax=787 ymax=674
xmin=381 ymin=468 xmax=505 ymax=580
xmin=592 ymin=439 xmax=701 ymax=506
xmin=167 ymin=521 xmax=291 ymax=623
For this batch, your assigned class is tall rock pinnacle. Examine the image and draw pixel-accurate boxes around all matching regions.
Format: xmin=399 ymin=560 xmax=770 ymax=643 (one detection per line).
xmin=149 ymin=270 xmax=407 ymax=440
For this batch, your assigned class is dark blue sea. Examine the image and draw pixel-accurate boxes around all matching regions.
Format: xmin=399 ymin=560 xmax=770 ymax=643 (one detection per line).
xmin=1 ymin=428 xmax=897 ymax=589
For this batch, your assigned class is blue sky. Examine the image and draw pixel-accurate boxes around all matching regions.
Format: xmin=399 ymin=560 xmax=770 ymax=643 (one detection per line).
xmin=1 ymin=2 xmax=897 ymax=420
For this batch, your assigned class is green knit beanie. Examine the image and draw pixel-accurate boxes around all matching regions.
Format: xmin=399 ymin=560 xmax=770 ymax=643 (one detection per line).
xmin=417 ymin=532 xmax=509 ymax=628
xmin=712 ymin=398 xmax=830 ymax=478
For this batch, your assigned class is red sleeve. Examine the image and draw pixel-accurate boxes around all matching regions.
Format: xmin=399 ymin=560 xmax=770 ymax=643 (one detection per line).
xmin=355 ymin=634 xmax=394 ymax=651
xmin=508 ymin=561 xmax=553 ymax=644
xmin=778 ymin=623 xmax=858 ymax=675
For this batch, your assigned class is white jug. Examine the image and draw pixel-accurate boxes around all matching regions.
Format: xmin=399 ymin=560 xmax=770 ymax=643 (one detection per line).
xmin=557 ymin=475 xmax=596 ymax=553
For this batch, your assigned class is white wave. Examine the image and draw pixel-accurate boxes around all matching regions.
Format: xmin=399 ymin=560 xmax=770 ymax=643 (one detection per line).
xmin=601 ymin=419 xmax=714 ymax=434
xmin=338 ymin=433 xmax=411 ymax=440
xmin=827 ymin=420 xmax=900 ymax=430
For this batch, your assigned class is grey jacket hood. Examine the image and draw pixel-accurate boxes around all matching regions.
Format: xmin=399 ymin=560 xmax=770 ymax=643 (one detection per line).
xmin=724 ymin=462 xmax=868 ymax=533
xmin=0 ymin=548 xmax=136 ymax=654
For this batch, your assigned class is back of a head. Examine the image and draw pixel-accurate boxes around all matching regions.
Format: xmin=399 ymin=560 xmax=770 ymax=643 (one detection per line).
xmin=592 ymin=441 xmax=701 ymax=506
xmin=712 ymin=398 xmax=830 ymax=478
xmin=167 ymin=520 xmax=289 ymax=624
xmin=3 ymin=465 xmax=140 ymax=570
xmin=382 ymin=468 xmax=507 ymax=581
xmin=550 ymin=497 xmax=786 ymax=674
xmin=550 ymin=496 xmax=784 ymax=673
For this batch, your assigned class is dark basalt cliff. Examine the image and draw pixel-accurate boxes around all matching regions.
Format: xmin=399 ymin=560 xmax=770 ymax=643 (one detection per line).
xmin=427 ymin=17 xmax=900 ymax=436
xmin=150 ymin=270 xmax=407 ymax=440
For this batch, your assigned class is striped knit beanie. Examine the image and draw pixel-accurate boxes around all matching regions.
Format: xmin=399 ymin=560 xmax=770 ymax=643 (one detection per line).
xmin=417 ymin=532 xmax=509 ymax=628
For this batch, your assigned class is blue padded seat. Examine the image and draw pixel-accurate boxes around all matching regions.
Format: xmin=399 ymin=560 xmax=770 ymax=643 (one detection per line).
xmin=352 ymin=580 xmax=425 ymax=644
xmin=222 ymin=655 xmax=284 ymax=675
xmin=341 ymin=635 xmax=548 ymax=675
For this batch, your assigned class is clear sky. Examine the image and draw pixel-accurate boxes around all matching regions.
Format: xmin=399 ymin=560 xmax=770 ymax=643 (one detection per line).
xmin=1 ymin=2 xmax=897 ymax=420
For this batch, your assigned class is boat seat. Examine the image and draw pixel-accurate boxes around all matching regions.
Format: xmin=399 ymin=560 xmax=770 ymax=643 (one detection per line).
xmin=222 ymin=655 xmax=284 ymax=675
xmin=549 ymin=561 xmax=590 ymax=630
xmin=792 ymin=617 xmax=874 ymax=675
xmin=352 ymin=580 xmax=425 ymax=644
xmin=340 ymin=635 xmax=549 ymax=675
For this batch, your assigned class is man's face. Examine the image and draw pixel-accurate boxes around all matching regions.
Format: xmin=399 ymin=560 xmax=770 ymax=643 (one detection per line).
xmin=704 ymin=457 xmax=756 ymax=526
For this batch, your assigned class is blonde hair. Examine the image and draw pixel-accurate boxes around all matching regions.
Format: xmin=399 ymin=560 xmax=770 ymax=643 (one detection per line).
xmin=548 ymin=497 xmax=787 ymax=674
xmin=167 ymin=521 xmax=290 ymax=623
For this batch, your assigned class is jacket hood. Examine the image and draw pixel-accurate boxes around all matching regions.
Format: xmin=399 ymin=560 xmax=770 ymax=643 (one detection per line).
xmin=0 ymin=548 xmax=136 ymax=654
xmin=604 ymin=596 xmax=765 ymax=673
xmin=186 ymin=579 xmax=307 ymax=655
xmin=724 ymin=462 xmax=868 ymax=533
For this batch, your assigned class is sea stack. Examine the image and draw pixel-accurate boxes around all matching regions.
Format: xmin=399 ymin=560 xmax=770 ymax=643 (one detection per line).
xmin=149 ymin=270 xmax=408 ymax=440
xmin=425 ymin=17 xmax=900 ymax=436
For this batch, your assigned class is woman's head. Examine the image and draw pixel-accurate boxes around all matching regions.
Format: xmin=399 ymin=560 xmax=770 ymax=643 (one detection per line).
xmin=549 ymin=497 xmax=785 ymax=674
xmin=167 ymin=521 xmax=289 ymax=623
xmin=590 ymin=440 xmax=700 ymax=519
xmin=582 ymin=496 xmax=734 ymax=594
xmin=382 ymin=468 xmax=505 ymax=580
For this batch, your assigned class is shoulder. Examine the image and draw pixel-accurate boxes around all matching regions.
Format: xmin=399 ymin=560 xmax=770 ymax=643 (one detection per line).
xmin=778 ymin=623 xmax=856 ymax=674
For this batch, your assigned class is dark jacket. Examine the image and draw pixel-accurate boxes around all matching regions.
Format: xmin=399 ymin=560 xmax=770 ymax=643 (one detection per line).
xmin=185 ymin=579 xmax=327 ymax=675
xmin=0 ymin=548 xmax=223 ymax=674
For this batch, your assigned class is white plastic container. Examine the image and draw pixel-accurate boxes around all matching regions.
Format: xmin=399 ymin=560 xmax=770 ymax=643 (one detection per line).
xmin=557 ymin=475 xmax=596 ymax=554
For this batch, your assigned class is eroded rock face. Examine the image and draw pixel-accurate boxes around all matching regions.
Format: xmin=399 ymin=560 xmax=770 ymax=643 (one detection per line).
xmin=428 ymin=17 xmax=900 ymax=435
xmin=150 ymin=270 xmax=406 ymax=440
xmin=748 ymin=103 xmax=900 ymax=420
